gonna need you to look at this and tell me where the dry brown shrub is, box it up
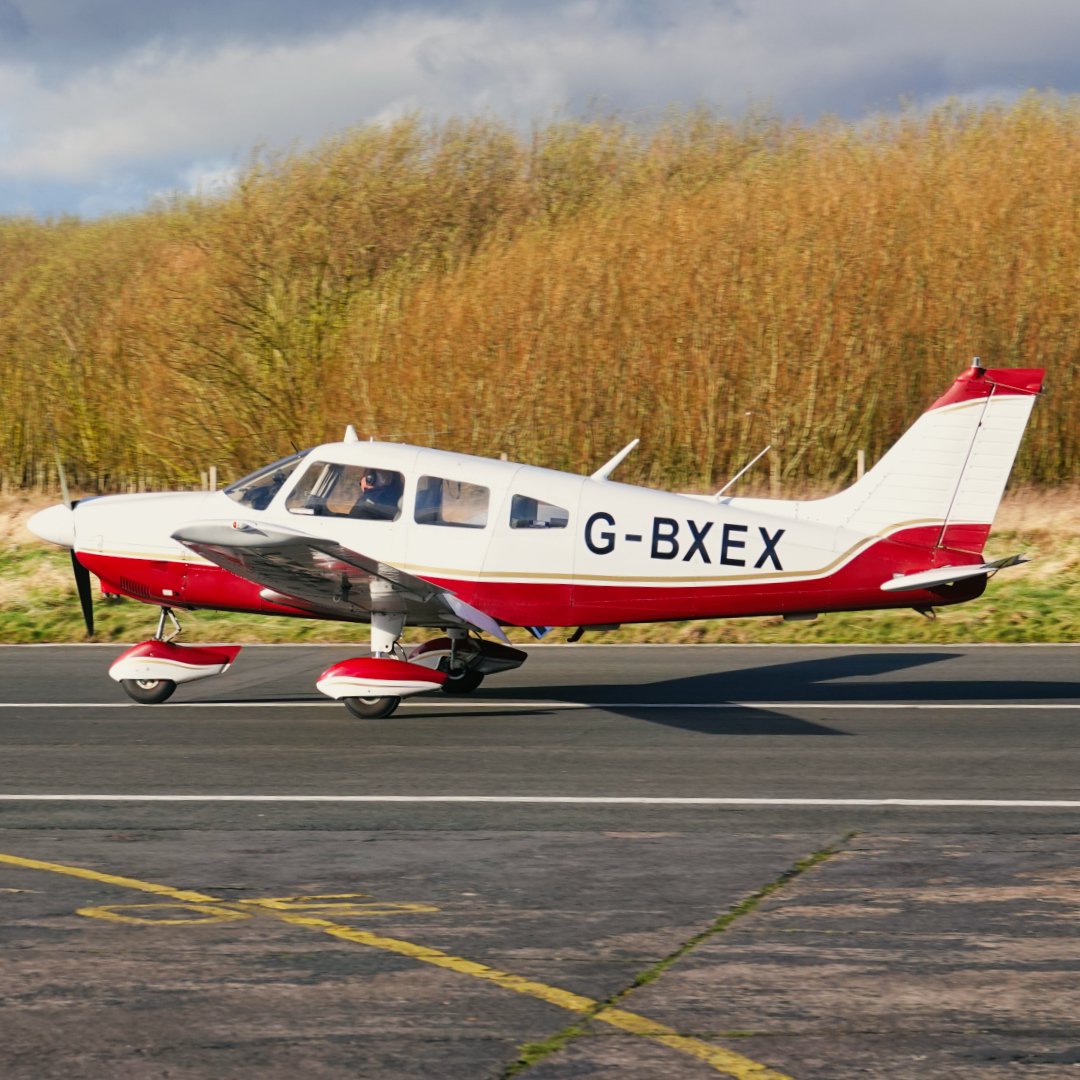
[1,98,1076,494]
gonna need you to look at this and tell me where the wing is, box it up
[171,519,508,640]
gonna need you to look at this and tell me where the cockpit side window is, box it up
[224,450,307,510]
[414,475,489,528]
[286,462,404,521]
[509,494,569,529]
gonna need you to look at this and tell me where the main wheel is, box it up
[440,668,485,695]
[120,678,177,704]
[343,696,400,719]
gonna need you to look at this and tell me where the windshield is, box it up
[224,450,308,509]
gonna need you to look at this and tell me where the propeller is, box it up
[52,439,94,638]
[70,549,94,637]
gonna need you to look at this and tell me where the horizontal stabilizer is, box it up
[880,554,1028,593]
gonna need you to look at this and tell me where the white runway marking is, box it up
[1,794,1080,807]
[2,701,1080,710]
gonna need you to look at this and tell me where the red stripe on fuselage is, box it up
[80,552,318,618]
[77,523,990,628]
[440,526,988,624]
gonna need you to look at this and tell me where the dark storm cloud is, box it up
[0,0,376,68]
[0,0,579,71]
[0,0,1077,217]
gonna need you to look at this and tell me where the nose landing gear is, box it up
[109,608,242,704]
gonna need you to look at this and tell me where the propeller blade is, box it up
[71,552,94,637]
[56,452,71,509]
[48,423,72,509]
[45,427,90,634]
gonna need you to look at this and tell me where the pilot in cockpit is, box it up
[351,469,401,520]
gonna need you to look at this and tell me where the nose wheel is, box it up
[343,696,400,719]
[120,678,178,704]
[108,613,243,705]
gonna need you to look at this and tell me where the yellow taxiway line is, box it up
[0,850,791,1080]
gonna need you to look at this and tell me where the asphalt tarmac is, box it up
[2,642,1080,1079]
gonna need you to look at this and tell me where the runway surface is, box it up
[2,643,1080,1078]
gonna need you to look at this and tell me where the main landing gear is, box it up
[315,616,527,719]
[107,608,526,717]
[108,608,242,704]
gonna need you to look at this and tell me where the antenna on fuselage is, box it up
[590,439,639,481]
[343,425,358,443]
[715,444,772,498]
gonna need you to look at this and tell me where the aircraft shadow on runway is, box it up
[461,650,1080,737]
[186,648,1080,738]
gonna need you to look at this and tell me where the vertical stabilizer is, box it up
[802,363,1044,553]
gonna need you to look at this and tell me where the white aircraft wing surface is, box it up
[172,520,508,639]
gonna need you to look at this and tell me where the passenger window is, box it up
[415,475,489,528]
[510,494,569,529]
[286,462,404,521]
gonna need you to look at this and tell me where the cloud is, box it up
[176,161,240,199]
[0,0,1077,216]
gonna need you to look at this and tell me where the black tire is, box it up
[343,696,399,719]
[440,668,485,695]
[120,678,177,705]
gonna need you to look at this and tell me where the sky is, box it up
[1,0,1078,219]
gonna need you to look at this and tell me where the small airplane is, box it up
[28,359,1044,717]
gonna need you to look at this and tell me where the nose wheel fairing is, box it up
[109,639,243,704]
[109,640,243,685]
